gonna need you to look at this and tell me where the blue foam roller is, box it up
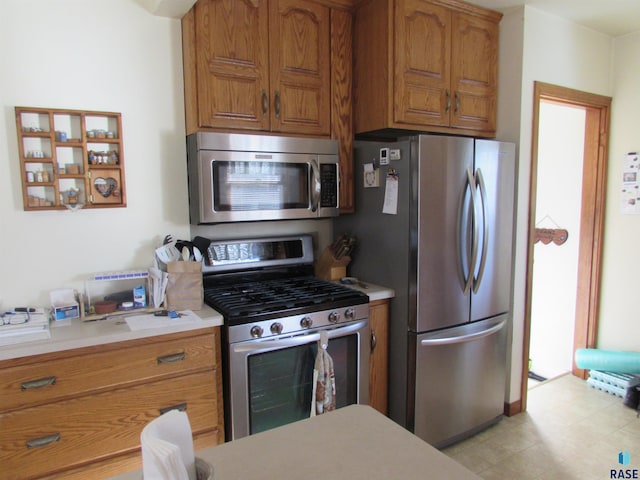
[575,348,640,374]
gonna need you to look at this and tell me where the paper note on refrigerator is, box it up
[382,171,398,215]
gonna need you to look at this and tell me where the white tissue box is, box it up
[52,303,80,320]
[50,288,80,320]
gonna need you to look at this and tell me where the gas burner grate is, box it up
[204,276,367,324]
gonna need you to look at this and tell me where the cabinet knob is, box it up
[262,90,268,116]
[445,90,451,114]
[454,92,460,114]
[274,90,281,119]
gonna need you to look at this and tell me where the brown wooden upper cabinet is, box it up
[354,0,502,137]
[182,0,354,212]
[183,0,331,136]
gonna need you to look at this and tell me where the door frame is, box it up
[521,81,611,411]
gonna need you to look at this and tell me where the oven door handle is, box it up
[233,320,368,353]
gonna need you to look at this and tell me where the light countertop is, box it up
[338,280,395,302]
[0,280,392,362]
[0,305,223,361]
[111,404,479,480]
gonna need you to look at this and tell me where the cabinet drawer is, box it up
[0,370,218,480]
[0,331,217,412]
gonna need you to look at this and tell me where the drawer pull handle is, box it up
[26,433,61,448]
[157,352,185,364]
[159,403,187,415]
[21,376,57,390]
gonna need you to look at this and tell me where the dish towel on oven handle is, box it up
[311,330,336,416]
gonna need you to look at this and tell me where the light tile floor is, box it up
[442,373,640,479]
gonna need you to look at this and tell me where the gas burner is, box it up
[204,276,368,325]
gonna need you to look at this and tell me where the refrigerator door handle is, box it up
[473,168,489,293]
[419,318,506,347]
[461,167,478,295]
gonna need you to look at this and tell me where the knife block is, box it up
[315,247,351,281]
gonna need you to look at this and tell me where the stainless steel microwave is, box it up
[186,133,340,224]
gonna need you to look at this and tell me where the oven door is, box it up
[227,319,370,440]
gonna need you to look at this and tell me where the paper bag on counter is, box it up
[165,261,203,311]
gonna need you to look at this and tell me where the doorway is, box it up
[521,82,611,411]
[528,100,586,387]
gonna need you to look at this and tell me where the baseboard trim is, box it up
[504,399,522,417]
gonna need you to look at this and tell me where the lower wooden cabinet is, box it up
[369,299,390,415]
[0,328,223,480]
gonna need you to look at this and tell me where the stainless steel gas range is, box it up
[199,235,370,441]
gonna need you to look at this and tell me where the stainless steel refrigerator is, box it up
[334,135,516,447]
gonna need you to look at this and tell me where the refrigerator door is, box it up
[471,141,516,322]
[415,136,474,333]
[412,315,508,447]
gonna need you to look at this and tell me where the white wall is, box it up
[499,6,614,403]
[0,0,191,308]
[0,0,332,312]
[598,31,640,350]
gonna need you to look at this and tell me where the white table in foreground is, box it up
[112,404,479,480]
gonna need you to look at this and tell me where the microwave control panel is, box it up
[320,163,338,207]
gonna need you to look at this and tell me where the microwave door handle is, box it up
[311,159,321,212]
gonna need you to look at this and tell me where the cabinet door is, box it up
[195,0,270,131]
[269,0,331,135]
[450,12,498,132]
[394,0,451,127]
[368,300,389,415]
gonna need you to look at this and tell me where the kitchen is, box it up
[1,0,638,478]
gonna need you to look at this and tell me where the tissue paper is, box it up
[49,288,79,320]
[141,410,196,480]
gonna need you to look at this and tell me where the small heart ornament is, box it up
[94,177,118,197]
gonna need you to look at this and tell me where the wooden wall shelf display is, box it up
[15,106,127,211]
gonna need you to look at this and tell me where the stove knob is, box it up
[250,325,264,338]
[344,307,355,320]
[270,322,283,335]
[300,316,313,329]
[328,311,340,323]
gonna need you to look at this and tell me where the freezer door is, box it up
[412,315,508,447]
[415,136,474,332]
[471,141,516,321]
